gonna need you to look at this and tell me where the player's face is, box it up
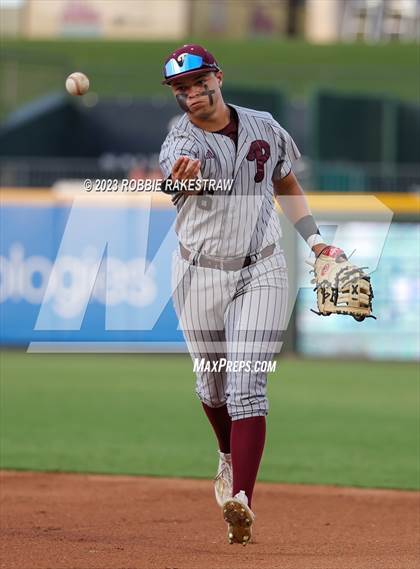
[170,72,223,118]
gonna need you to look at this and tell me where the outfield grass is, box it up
[1,39,418,119]
[1,351,418,490]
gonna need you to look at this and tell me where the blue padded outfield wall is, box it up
[0,198,185,349]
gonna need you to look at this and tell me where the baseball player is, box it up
[159,44,330,546]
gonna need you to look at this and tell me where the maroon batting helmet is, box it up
[163,44,220,85]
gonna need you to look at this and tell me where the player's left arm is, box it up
[273,171,328,257]
[272,139,374,320]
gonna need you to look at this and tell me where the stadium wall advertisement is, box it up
[0,198,185,349]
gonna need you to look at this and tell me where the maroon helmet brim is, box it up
[162,66,220,85]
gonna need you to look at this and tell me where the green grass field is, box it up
[1,39,418,120]
[1,351,418,490]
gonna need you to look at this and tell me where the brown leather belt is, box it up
[179,243,276,271]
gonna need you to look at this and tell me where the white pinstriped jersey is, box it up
[159,104,300,257]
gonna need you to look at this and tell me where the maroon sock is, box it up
[201,403,232,454]
[230,416,266,508]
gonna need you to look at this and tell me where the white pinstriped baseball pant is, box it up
[172,246,289,420]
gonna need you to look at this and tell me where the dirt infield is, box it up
[1,471,419,569]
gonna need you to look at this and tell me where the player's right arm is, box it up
[159,128,203,195]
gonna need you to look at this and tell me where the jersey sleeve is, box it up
[159,128,201,179]
[271,122,301,181]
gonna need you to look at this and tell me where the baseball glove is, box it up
[308,246,375,321]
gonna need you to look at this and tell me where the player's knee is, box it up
[195,391,227,408]
[195,376,227,408]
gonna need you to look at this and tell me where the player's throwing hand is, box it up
[171,156,201,181]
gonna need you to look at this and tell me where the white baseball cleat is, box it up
[222,490,255,546]
[214,450,233,507]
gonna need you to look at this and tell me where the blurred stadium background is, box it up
[0,0,419,489]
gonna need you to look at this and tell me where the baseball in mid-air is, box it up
[65,72,90,96]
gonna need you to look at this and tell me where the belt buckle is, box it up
[244,252,257,267]
[191,250,201,266]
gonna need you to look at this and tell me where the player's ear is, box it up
[215,71,223,88]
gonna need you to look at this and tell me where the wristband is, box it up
[307,234,324,249]
[294,215,321,241]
